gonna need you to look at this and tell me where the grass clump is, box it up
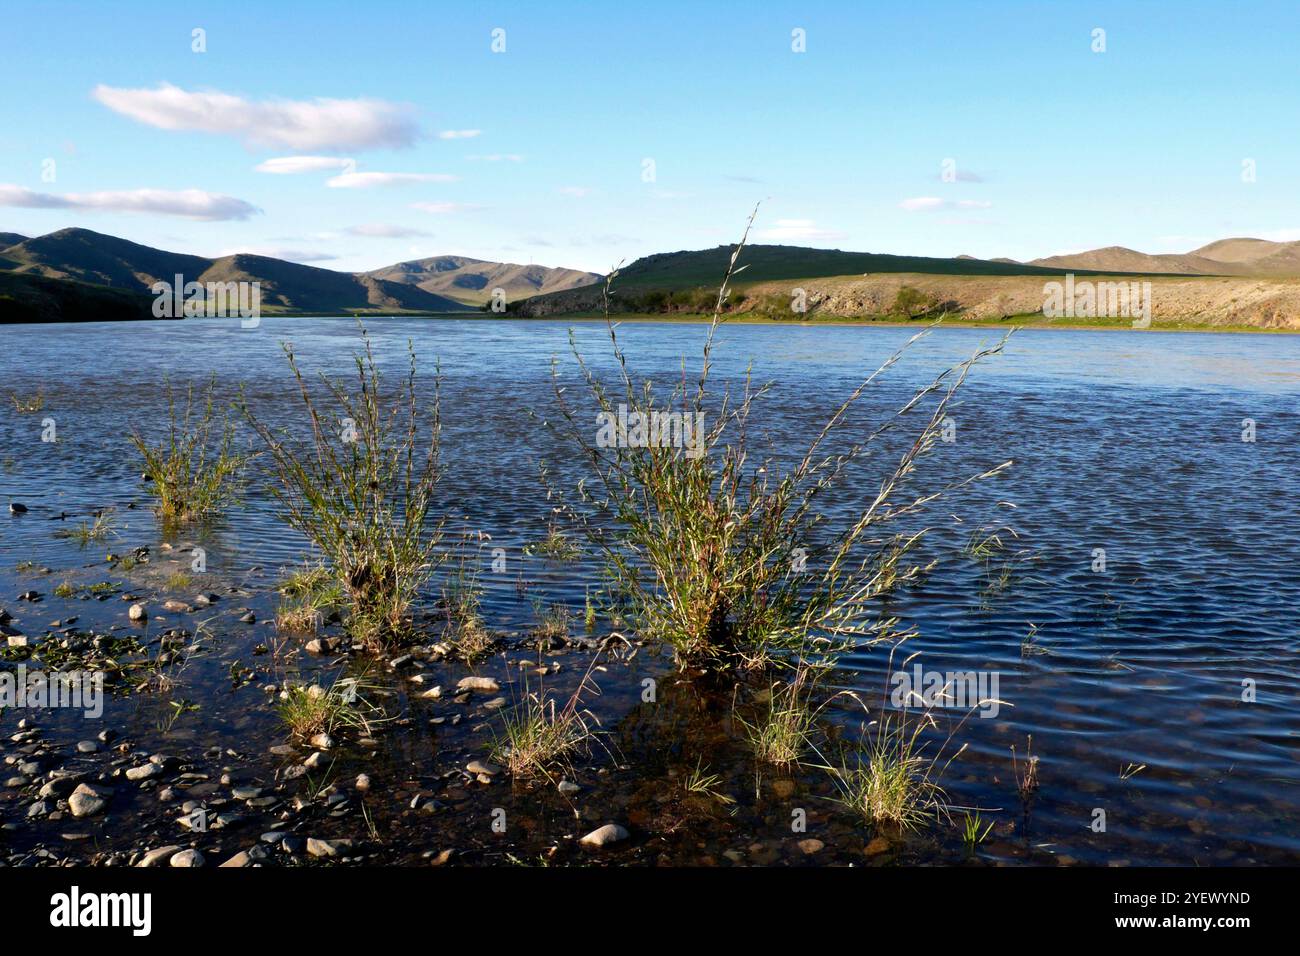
[245,328,445,649]
[277,676,381,740]
[275,564,345,633]
[130,377,250,524]
[549,207,1011,670]
[55,513,116,546]
[491,668,601,780]
[441,567,494,660]
[736,666,821,768]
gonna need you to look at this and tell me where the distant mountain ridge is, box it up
[366,255,601,307]
[0,228,467,314]
[1028,237,1300,276]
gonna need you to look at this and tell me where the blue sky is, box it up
[2,0,1299,273]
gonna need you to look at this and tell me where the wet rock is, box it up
[798,838,825,855]
[306,837,352,858]
[162,600,192,614]
[580,824,629,847]
[355,774,371,791]
[864,836,891,857]
[194,593,218,607]
[27,800,49,818]
[4,631,26,649]
[220,850,253,867]
[238,611,256,624]
[170,848,205,867]
[260,831,287,844]
[483,697,507,711]
[558,780,581,795]
[309,733,333,750]
[76,741,99,754]
[456,676,500,693]
[128,603,147,622]
[230,786,262,800]
[466,760,500,777]
[68,784,107,818]
[10,503,28,514]
[125,763,162,782]
[304,752,325,770]
[138,845,182,867]
[39,772,86,799]
[419,686,443,700]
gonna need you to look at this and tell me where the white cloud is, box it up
[437,129,482,140]
[255,156,353,174]
[467,153,523,162]
[411,201,479,214]
[558,186,591,197]
[900,197,993,212]
[347,223,433,238]
[326,172,457,188]
[0,184,259,220]
[756,219,847,241]
[900,197,944,211]
[92,83,418,151]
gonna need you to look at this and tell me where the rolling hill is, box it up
[365,255,601,306]
[0,271,155,323]
[0,228,467,314]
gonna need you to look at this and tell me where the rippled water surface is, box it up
[1,316,1298,866]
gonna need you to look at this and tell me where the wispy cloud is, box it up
[756,219,847,241]
[558,186,591,198]
[468,153,523,163]
[327,172,457,188]
[92,83,418,151]
[437,129,482,140]
[411,201,480,214]
[255,156,353,174]
[900,197,993,212]
[346,223,433,238]
[0,184,259,220]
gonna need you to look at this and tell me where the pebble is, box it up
[579,824,629,847]
[466,760,500,777]
[306,837,352,858]
[558,780,581,795]
[10,503,28,514]
[309,733,333,750]
[67,783,108,818]
[170,848,205,867]
[75,741,99,754]
[138,845,182,867]
[355,774,371,791]
[162,600,192,613]
[125,763,162,782]
[128,603,147,622]
[456,676,500,693]
[798,838,825,855]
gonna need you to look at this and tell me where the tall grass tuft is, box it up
[548,207,1012,670]
[130,377,249,524]
[245,328,444,649]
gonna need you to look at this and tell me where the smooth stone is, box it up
[138,845,182,867]
[126,763,162,782]
[466,760,500,777]
[128,603,147,622]
[76,741,99,753]
[306,837,352,858]
[798,838,825,855]
[456,676,500,693]
[579,824,629,847]
[170,848,205,867]
[67,784,107,818]
[558,780,581,794]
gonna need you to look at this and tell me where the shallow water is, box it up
[1,316,1297,866]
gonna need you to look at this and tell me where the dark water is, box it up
[1,316,1297,866]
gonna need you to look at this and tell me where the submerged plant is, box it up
[960,811,994,852]
[130,377,250,524]
[441,564,494,660]
[245,328,445,648]
[549,207,1011,670]
[54,513,116,546]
